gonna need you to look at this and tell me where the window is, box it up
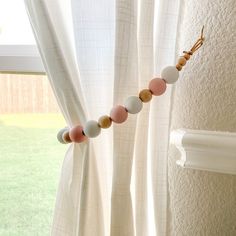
[0,1,65,235]
[0,0,44,73]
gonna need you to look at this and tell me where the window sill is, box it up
[170,129,236,175]
[0,45,45,74]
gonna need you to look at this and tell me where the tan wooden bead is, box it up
[183,53,190,60]
[98,115,112,129]
[139,89,152,103]
[176,64,182,71]
[178,56,187,66]
[63,131,72,143]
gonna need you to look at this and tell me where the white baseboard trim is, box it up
[170,129,236,175]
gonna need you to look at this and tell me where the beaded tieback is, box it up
[57,27,205,144]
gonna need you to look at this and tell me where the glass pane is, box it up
[0,74,67,235]
[0,0,36,45]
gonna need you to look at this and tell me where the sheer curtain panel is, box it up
[24,0,180,235]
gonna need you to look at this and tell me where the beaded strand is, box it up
[58,27,205,144]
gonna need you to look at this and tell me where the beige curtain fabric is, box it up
[25,0,180,235]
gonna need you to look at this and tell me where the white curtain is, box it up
[25,0,180,235]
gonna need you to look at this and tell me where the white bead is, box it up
[161,66,179,84]
[124,96,143,114]
[84,120,101,138]
[57,127,68,144]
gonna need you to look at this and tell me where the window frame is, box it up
[0,45,45,74]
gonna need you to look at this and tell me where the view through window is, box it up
[0,1,67,235]
[0,0,35,45]
[0,74,67,235]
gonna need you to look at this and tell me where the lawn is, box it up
[0,114,67,236]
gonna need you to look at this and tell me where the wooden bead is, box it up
[84,120,101,138]
[178,57,187,66]
[98,115,112,129]
[148,78,167,96]
[183,53,190,60]
[161,66,179,84]
[176,64,182,71]
[69,125,87,143]
[124,96,143,114]
[62,131,72,143]
[139,89,152,103]
[57,127,69,144]
[110,105,128,124]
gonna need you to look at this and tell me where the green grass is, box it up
[0,114,67,236]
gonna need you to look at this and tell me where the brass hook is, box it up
[183,26,205,55]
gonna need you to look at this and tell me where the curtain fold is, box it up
[71,0,115,234]
[150,1,181,234]
[111,0,139,235]
[133,0,155,234]
[25,0,181,235]
[25,1,105,235]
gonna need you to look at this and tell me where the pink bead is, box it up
[110,105,128,124]
[69,125,87,143]
[148,78,167,96]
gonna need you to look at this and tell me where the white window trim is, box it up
[170,129,236,175]
[0,45,45,74]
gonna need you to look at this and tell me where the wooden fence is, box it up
[0,74,60,113]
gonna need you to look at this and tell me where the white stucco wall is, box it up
[168,0,236,235]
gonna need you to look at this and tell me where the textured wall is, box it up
[168,0,236,235]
